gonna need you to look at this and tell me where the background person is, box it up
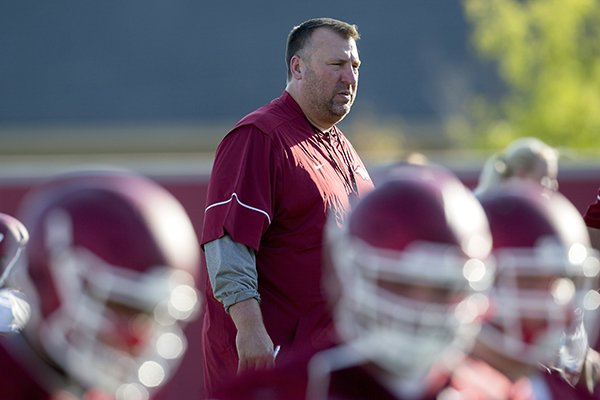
[0,169,201,400]
[474,137,559,196]
[200,17,373,395]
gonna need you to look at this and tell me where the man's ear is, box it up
[289,55,303,80]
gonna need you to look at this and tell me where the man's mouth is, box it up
[337,92,352,102]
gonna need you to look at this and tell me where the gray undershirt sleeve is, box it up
[204,234,260,312]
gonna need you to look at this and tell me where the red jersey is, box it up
[213,345,455,400]
[451,356,596,399]
[215,354,599,400]
[542,369,598,400]
[0,338,54,400]
[584,188,600,228]
[0,336,112,400]
[200,91,373,395]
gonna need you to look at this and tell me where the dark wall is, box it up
[0,1,498,127]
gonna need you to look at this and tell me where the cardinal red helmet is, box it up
[477,181,600,366]
[326,164,494,379]
[11,168,201,399]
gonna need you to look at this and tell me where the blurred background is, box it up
[1,1,599,398]
[2,1,600,174]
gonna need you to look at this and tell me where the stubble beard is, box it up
[331,91,353,118]
[305,74,354,126]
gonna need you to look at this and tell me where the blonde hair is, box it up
[475,137,559,196]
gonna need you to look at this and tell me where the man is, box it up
[201,17,373,395]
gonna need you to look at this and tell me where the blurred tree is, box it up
[458,0,600,151]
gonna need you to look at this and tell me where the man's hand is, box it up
[229,298,276,372]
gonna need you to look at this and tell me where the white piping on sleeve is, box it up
[205,192,272,224]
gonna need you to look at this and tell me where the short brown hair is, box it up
[285,18,360,81]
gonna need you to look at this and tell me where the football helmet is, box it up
[11,169,201,400]
[0,212,30,333]
[477,181,600,367]
[326,164,494,380]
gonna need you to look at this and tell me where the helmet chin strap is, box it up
[477,321,563,368]
[0,214,31,333]
[0,288,31,333]
[0,246,25,288]
[0,214,29,288]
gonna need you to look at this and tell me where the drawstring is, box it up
[313,125,358,197]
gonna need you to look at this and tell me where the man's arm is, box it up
[204,235,276,372]
[229,298,275,371]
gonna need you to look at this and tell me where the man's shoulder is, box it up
[233,92,306,136]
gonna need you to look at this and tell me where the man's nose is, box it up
[341,65,358,85]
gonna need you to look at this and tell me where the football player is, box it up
[0,169,202,400]
[450,181,600,399]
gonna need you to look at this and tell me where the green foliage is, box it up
[461,0,600,150]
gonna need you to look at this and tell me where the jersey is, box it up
[542,368,599,400]
[213,344,454,400]
[451,355,599,399]
[0,334,186,400]
[0,338,51,400]
[0,335,113,400]
[584,188,600,228]
[200,91,374,395]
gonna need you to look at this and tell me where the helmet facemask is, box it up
[332,238,492,380]
[479,239,600,367]
[27,208,200,399]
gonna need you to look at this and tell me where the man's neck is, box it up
[306,117,333,133]
[284,88,334,132]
